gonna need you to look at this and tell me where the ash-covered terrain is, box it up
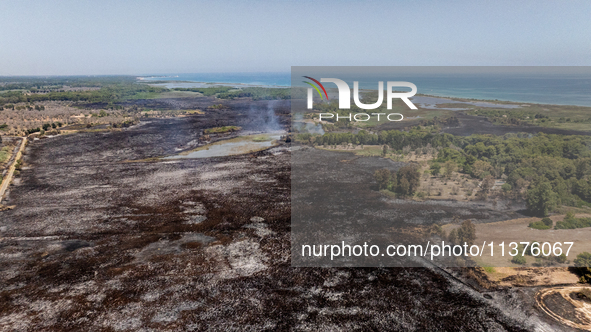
[0,98,577,331]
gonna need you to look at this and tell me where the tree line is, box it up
[0,82,166,107]
[374,165,421,196]
[310,126,591,216]
[173,87,291,100]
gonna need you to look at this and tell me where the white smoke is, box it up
[293,112,324,135]
[247,100,283,132]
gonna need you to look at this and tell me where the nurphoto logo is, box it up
[304,76,418,122]
[304,76,418,110]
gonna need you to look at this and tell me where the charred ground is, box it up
[0,98,575,331]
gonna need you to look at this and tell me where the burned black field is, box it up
[0,99,576,331]
[291,147,524,268]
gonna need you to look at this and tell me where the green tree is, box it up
[471,160,493,179]
[574,252,591,283]
[396,165,421,196]
[541,217,553,227]
[526,180,558,217]
[457,219,476,246]
[501,183,512,193]
[430,162,441,176]
[448,229,458,244]
[511,255,526,265]
[398,177,410,195]
[374,169,391,190]
[553,254,567,264]
[444,160,457,178]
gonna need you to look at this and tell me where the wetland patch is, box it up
[163,134,283,159]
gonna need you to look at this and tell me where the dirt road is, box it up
[0,137,26,202]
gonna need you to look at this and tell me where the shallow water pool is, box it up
[163,134,282,159]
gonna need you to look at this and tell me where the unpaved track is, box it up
[0,137,26,201]
[536,286,591,330]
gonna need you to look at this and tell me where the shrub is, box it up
[482,266,496,273]
[555,215,591,229]
[541,217,553,227]
[511,255,527,265]
[529,221,551,230]
[203,126,241,134]
[574,252,591,277]
[577,289,591,301]
[553,254,567,264]
[430,162,441,176]
[374,165,420,197]
[501,183,512,193]
[457,220,476,247]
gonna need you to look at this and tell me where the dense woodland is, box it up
[0,83,166,107]
[470,108,591,126]
[173,87,291,100]
[0,77,291,108]
[302,126,591,216]
[0,76,136,91]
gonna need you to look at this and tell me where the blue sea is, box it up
[141,73,290,87]
[141,68,591,107]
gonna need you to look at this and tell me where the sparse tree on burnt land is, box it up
[374,169,391,190]
[373,165,420,196]
[457,219,476,247]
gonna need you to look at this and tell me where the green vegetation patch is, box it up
[0,146,11,163]
[217,87,290,100]
[173,86,290,100]
[511,255,527,265]
[203,126,241,134]
[252,135,272,142]
[468,105,591,132]
[298,126,591,216]
[173,87,234,96]
[529,217,553,230]
[554,212,591,229]
[574,252,591,283]
[374,165,421,197]
[0,77,167,107]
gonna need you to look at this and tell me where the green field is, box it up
[0,146,12,163]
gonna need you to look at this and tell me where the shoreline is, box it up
[139,77,591,108]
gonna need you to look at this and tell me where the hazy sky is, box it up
[1,0,590,75]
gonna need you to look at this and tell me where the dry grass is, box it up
[0,101,141,136]
[444,214,591,269]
